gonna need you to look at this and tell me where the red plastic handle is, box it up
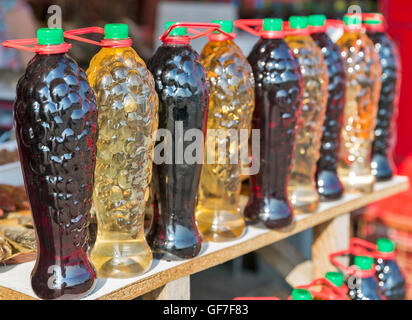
[234,19,285,39]
[64,27,132,48]
[159,22,234,44]
[2,38,71,54]
[297,278,348,300]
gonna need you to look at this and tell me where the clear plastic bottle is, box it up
[285,16,328,213]
[87,24,158,278]
[337,15,381,193]
[196,20,255,241]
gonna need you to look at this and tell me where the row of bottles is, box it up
[1,11,400,299]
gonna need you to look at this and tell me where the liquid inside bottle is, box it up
[87,24,158,278]
[11,28,97,299]
[337,15,381,193]
[196,20,255,241]
[308,15,345,200]
[365,17,401,181]
[244,18,303,228]
[146,23,207,260]
[285,16,328,213]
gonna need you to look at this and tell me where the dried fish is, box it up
[0,234,12,262]
[0,226,36,250]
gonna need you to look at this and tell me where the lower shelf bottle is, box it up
[348,255,383,300]
[146,22,211,260]
[3,28,97,299]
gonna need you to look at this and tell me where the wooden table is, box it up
[0,176,408,300]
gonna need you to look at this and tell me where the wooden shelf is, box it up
[0,175,408,300]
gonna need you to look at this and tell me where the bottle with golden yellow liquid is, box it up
[285,16,328,213]
[337,15,381,193]
[86,24,158,278]
[196,20,255,241]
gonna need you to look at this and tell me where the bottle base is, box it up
[288,186,319,214]
[196,206,245,242]
[316,169,344,201]
[244,197,294,229]
[339,174,375,193]
[90,239,153,279]
[371,154,394,181]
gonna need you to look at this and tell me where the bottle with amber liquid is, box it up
[196,20,255,241]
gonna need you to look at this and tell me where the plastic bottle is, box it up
[291,288,312,300]
[285,16,328,213]
[196,20,255,241]
[235,18,303,228]
[146,22,213,260]
[375,238,406,300]
[308,15,345,200]
[364,14,401,181]
[348,255,383,300]
[2,28,97,299]
[337,14,381,193]
[74,24,158,278]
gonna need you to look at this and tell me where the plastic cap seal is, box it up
[289,16,308,29]
[263,18,283,31]
[212,20,233,33]
[291,288,312,300]
[354,255,374,271]
[343,14,362,26]
[325,272,344,287]
[165,22,187,36]
[37,28,64,45]
[104,23,129,40]
[377,238,395,253]
[308,14,326,27]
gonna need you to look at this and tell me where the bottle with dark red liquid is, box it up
[308,15,345,200]
[2,28,98,299]
[235,18,303,228]
[364,14,401,181]
[146,22,211,260]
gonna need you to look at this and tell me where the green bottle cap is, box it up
[263,18,283,31]
[364,19,382,25]
[354,255,374,270]
[377,238,395,253]
[104,23,129,39]
[291,288,312,300]
[289,16,308,29]
[37,28,64,45]
[212,20,233,33]
[308,14,326,27]
[165,21,187,36]
[343,14,362,26]
[325,272,344,287]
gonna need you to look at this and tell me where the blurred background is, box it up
[1,0,412,299]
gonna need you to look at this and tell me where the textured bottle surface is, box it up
[87,47,158,278]
[285,34,328,213]
[367,30,401,181]
[245,37,303,228]
[311,32,345,200]
[376,258,406,300]
[337,31,381,193]
[15,53,98,299]
[147,43,208,260]
[348,276,382,300]
[196,39,254,241]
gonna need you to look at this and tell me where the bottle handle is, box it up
[64,27,132,47]
[296,277,348,300]
[159,22,235,43]
[2,38,71,54]
[234,19,285,38]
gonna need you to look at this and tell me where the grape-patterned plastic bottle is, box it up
[308,15,345,200]
[364,15,401,181]
[86,24,158,278]
[285,16,328,213]
[4,28,98,299]
[196,20,254,241]
[337,15,381,193]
